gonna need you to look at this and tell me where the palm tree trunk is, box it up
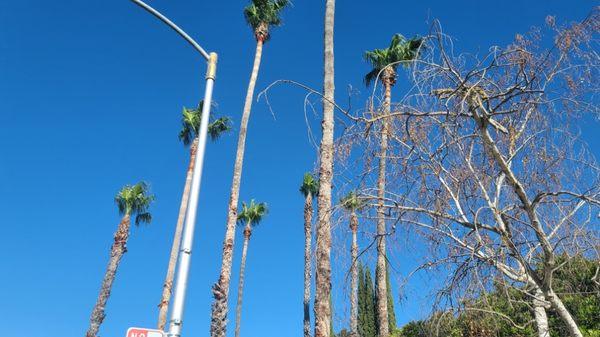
[545,289,583,337]
[234,226,252,337]
[304,193,313,337]
[210,38,264,337]
[86,214,131,337]
[375,82,391,337]
[314,0,335,336]
[533,288,550,337]
[350,211,359,337]
[157,139,198,330]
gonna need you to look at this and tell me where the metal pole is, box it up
[128,2,217,336]
[168,52,218,337]
[130,0,210,60]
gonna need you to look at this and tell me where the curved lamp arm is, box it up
[130,0,210,60]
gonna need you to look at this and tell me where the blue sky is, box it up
[0,1,597,337]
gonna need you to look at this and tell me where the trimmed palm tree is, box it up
[341,191,364,337]
[300,173,319,337]
[210,2,288,337]
[86,182,154,337]
[364,34,422,337]
[234,200,268,337]
[157,102,231,330]
[314,0,335,336]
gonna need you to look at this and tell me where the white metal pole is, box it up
[168,52,218,337]
[128,2,216,336]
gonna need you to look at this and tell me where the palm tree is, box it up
[157,102,231,330]
[314,0,335,336]
[86,182,154,337]
[364,34,422,337]
[300,173,319,337]
[210,2,288,337]
[234,200,268,337]
[341,191,363,337]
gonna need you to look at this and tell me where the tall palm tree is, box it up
[210,2,288,337]
[157,102,231,330]
[314,0,335,336]
[300,173,319,337]
[364,34,422,337]
[234,200,268,337]
[341,191,363,337]
[86,182,154,337]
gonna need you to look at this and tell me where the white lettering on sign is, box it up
[126,327,165,337]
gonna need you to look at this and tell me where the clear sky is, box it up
[0,1,597,337]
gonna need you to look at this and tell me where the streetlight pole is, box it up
[129,1,217,337]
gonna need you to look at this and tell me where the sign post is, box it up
[126,327,165,337]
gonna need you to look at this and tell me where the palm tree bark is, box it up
[210,38,264,337]
[234,227,252,337]
[314,0,335,336]
[375,82,391,337]
[349,211,359,337]
[86,214,131,337]
[304,193,313,337]
[157,139,198,330]
[533,288,550,337]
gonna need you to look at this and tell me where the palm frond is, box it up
[179,100,229,145]
[208,116,233,141]
[135,212,152,226]
[299,172,319,197]
[237,199,268,227]
[243,0,289,36]
[114,182,154,221]
[363,33,423,86]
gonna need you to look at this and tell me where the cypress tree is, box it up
[385,264,397,333]
[358,264,377,337]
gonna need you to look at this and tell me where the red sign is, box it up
[126,327,165,337]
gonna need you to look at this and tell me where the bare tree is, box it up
[355,10,599,337]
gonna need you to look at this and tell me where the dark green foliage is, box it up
[300,173,319,198]
[548,255,600,337]
[358,264,377,337]
[363,34,423,87]
[397,320,427,337]
[374,262,398,334]
[179,101,232,146]
[115,182,154,225]
[396,256,600,337]
[243,0,288,39]
[386,264,397,333]
[237,199,268,227]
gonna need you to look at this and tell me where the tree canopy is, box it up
[115,182,154,225]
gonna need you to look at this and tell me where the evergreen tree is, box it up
[358,264,377,337]
[385,264,397,333]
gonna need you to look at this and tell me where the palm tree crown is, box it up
[115,182,154,225]
[364,34,423,87]
[340,191,364,212]
[244,0,289,42]
[300,173,319,198]
[237,199,269,227]
[179,101,232,146]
